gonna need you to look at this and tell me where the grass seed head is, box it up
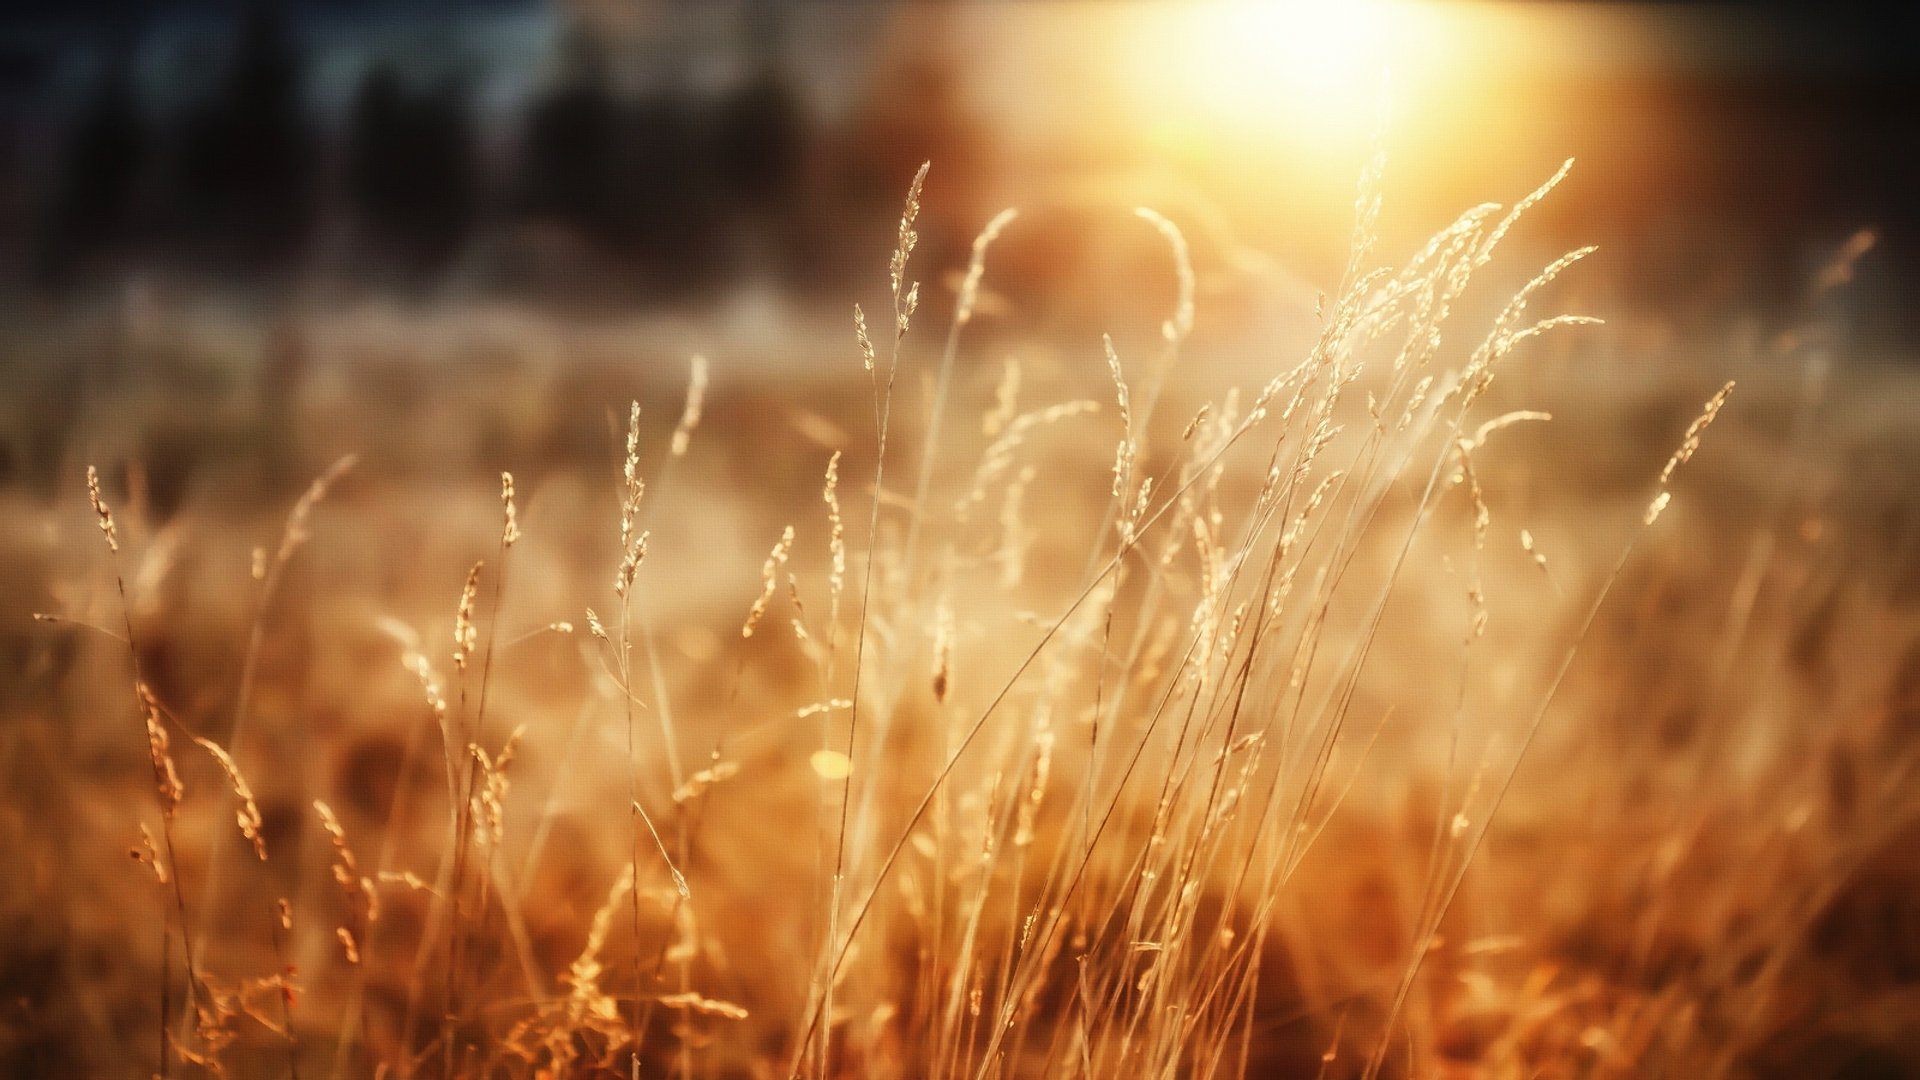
[501,471,520,547]
[453,561,483,671]
[193,735,267,860]
[671,354,709,458]
[86,465,117,552]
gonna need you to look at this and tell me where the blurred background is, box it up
[7,4,1920,1075]
[1,0,1916,346]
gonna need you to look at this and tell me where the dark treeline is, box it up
[28,3,865,302]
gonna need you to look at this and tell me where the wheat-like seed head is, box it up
[854,304,876,372]
[956,208,1018,327]
[671,354,709,458]
[1660,381,1738,487]
[375,870,432,895]
[469,724,527,848]
[742,525,795,639]
[889,161,931,303]
[277,454,356,564]
[453,561,482,671]
[1644,490,1674,526]
[656,993,749,1021]
[564,865,633,1023]
[138,686,184,815]
[134,823,167,883]
[1105,336,1135,501]
[671,760,742,805]
[616,401,650,596]
[403,649,448,720]
[1135,207,1196,344]
[1013,728,1053,848]
[314,799,377,927]
[984,356,1021,438]
[193,735,267,860]
[898,281,920,337]
[823,452,845,614]
[86,465,117,552]
[500,471,519,548]
[1521,528,1550,574]
[957,400,1101,520]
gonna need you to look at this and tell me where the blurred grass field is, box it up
[3,153,1920,1080]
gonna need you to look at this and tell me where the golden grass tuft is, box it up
[27,153,1881,1080]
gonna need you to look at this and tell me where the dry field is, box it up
[3,162,1919,1079]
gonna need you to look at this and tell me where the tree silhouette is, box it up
[171,0,314,269]
[517,29,621,240]
[38,40,143,285]
[344,62,480,278]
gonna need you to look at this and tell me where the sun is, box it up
[1138,0,1417,145]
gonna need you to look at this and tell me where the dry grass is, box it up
[4,156,1919,1080]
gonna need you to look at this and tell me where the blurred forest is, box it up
[3,2,1917,347]
[9,0,979,302]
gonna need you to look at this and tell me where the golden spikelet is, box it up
[671,354,709,458]
[1105,335,1133,500]
[453,560,482,672]
[1182,403,1211,441]
[1121,475,1154,548]
[984,356,1021,438]
[1644,490,1674,527]
[899,281,920,336]
[655,992,749,1021]
[314,799,377,927]
[86,465,117,552]
[1134,207,1195,344]
[192,735,267,861]
[616,400,650,596]
[276,454,356,565]
[1521,528,1550,574]
[133,823,168,884]
[997,464,1036,588]
[139,686,184,815]
[742,525,795,639]
[376,870,433,895]
[403,649,447,721]
[1648,382,1736,524]
[500,471,520,548]
[854,304,876,372]
[822,452,845,624]
[1451,441,1490,553]
[956,208,1018,327]
[671,760,741,805]
[1014,728,1053,848]
[957,399,1101,520]
[469,724,527,848]
[564,865,632,1023]
[1478,158,1575,266]
[1660,381,1738,487]
[889,161,931,305]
